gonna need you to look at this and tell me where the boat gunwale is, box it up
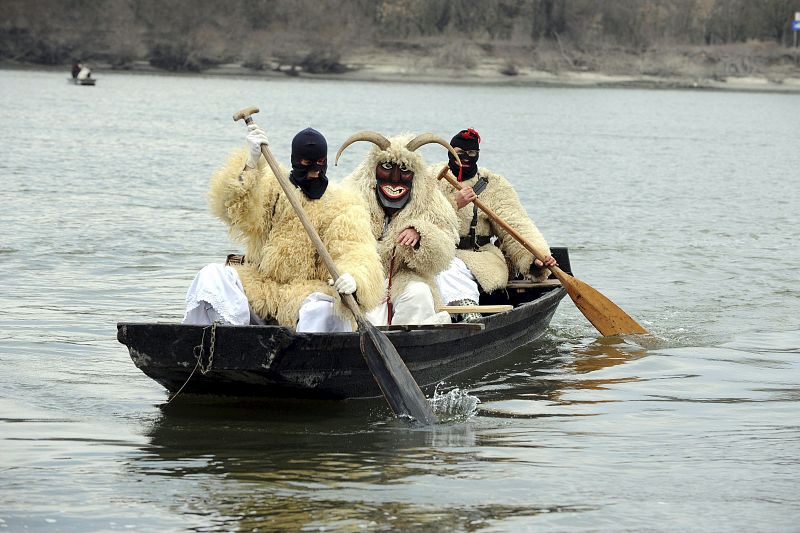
[117,285,565,340]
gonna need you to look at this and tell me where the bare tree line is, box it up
[2,0,799,73]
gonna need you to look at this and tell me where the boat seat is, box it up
[378,323,485,332]
[506,279,561,290]
[226,254,246,265]
[479,246,570,307]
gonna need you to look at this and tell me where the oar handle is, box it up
[437,167,567,280]
[234,108,361,317]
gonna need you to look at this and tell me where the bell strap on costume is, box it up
[457,235,494,250]
[386,246,397,325]
[459,175,491,251]
[465,204,479,246]
[463,175,489,250]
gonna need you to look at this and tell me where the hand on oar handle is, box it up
[329,273,357,295]
[534,255,558,268]
[455,186,476,209]
[245,123,269,169]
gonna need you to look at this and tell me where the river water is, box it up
[1,69,798,532]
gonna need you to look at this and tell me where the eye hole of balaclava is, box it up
[299,157,327,173]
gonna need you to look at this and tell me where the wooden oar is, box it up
[233,107,436,425]
[437,168,647,336]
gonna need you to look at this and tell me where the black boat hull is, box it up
[118,287,566,399]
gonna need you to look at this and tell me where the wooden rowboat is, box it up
[118,249,571,400]
[68,77,96,86]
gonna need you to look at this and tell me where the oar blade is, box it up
[559,273,648,337]
[357,317,437,425]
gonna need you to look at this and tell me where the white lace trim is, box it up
[183,264,250,325]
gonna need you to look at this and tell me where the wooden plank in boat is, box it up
[506,279,562,289]
[377,323,485,332]
[437,305,513,314]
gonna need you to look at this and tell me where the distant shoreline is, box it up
[4,60,800,94]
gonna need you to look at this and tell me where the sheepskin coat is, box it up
[342,135,459,305]
[208,149,384,328]
[432,163,551,293]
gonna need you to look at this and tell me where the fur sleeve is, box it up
[208,148,277,241]
[321,187,385,312]
[432,164,459,210]
[395,188,458,276]
[487,173,550,276]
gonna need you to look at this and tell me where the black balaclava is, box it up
[289,127,328,199]
[448,128,481,181]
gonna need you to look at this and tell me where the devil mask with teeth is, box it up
[374,158,414,210]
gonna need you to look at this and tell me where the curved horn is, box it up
[335,131,391,165]
[405,133,461,166]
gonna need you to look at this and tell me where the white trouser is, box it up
[435,257,481,305]
[295,292,352,332]
[365,280,451,326]
[182,263,351,332]
[183,263,251,325]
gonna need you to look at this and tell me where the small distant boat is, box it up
[68,77,96,86]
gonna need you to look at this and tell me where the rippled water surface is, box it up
[1,69,799,531]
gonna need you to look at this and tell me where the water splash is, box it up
[429,384,480,422]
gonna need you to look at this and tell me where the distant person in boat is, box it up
[71,61,81,79]
[433,128,557,317]
[338,132,460,326]
[77,63,92,80]
[182,125,384,332]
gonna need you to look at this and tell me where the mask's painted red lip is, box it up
[380,183,409,199]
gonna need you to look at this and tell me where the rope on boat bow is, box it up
[195,321,218,374]
[165,322,219,404]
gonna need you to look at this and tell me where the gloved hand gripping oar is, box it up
[437,168,647,337]
[233,106,436,425]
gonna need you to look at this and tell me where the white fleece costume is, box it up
[433,164,551,297]
[340,134,460,326]
[186,148,384,330]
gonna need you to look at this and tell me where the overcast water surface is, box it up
[1,69,799,532]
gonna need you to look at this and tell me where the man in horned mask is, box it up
[339,132,460,326]
[434,128,557,319]
[183,123,384,331]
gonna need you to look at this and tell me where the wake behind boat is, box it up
[118,249,571,400]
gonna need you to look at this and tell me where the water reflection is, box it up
[567,336,647,375]
[141,397,481,466]
[476,335,649,418]
[134,399,530,530]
